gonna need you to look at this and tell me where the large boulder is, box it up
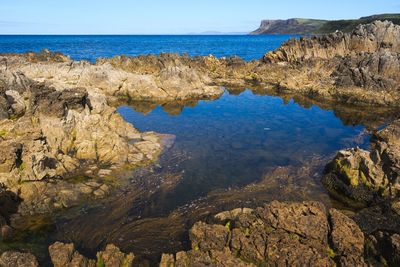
[323,118,400,207]
[161,201,366,266]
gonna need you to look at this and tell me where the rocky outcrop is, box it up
[3,51,223,102]
[0,251,39,267]
[334,51,400,91]
[261,21,400,106]
[1,201,398,266]
[323,118,400,207]
[160,201,366,266]
[49,242,135,267]
[0,55,166,216]
[264,20,400,63]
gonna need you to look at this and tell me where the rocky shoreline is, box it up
[0,20,399,266]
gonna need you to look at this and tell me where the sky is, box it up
[0,0,399,34]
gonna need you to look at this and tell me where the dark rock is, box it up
[30,83,90,117]
[334,52,400,92]
[366,231,400,267]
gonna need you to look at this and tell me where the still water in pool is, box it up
[117,89,369,212]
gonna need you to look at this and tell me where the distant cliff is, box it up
[251,14,400,34]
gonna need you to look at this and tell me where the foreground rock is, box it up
[161,201,366,266]
[323,118,400,207]
[0,53,166,219]
[49,242,135,267]
[1,201,398,266]
[0,251,39,267]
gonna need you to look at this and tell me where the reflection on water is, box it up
[14,89,400,265]
[118,90,372,210]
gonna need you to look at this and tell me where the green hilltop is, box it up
[251,14,400,35]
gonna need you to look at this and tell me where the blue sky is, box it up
[1,0,399,34]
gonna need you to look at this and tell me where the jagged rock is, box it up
[49,242,94,267]
[0,65,166,213]
[323,118,400,206]
[329,209,366,266]
[162,201,368,266]
[334,51,400,92]
[0,251,38,267]
[30,83,90,117]
[96,244,135,267]
[264,20,400,63]
[366,231,400,266]
[261,21,400,104]
[49,242,133,267]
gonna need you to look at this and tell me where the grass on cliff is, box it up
[317,14,400,33]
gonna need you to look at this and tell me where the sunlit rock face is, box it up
[0,54,165,216]
[323,118,400,207]
[161,201,368,267]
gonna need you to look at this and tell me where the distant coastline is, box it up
[251,13,400,34]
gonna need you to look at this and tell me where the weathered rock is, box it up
[96,244,135,267]
[334,51,400,91]
[366,231,400,266]
[264,20,400,63]
[323,118,400,206]
[190,221,230,251]
[261,21,400,105]
[162,201,368,266]
[329,208,366,266]
[0,65,165,214]
[49,242,133,267]
[0,251,38,267]
[49,242,94,267]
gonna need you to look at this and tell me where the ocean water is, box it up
[0,34,296,62]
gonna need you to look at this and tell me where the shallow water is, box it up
[8,89,391,265]
[117,90,370,213]
[0,35,296,62]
